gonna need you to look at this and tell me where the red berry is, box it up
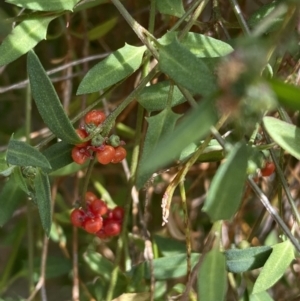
[96,145,116,165]
[84,110,106,126]
[95,229,110,239]
[112,206,124,221]
[111,146,127,163]
[84,216,103,233]
[90,199,108,216]
[106,208,113,219]
[75,128,89,148]
[85,191,98,205]
[261,162,275,177]
[72,147,89,165]
[104,220,121,236]
[70,209,86,227]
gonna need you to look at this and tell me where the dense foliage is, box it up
[0,0,300,300]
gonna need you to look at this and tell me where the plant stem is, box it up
[81,156,98,207]
[25,83,35,295]
[170,0,203,33]
[178,0,210,40]
[179,181,192,280]
[248,177,300,252]
[228,0,251,35]
[110,0,159,59]
[262,125,300,225]
[103,66,159,136]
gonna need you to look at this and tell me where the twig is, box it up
[262,125,300,225]
[0,53,110,94]
[26,235,49,301]
[228,0,251,35]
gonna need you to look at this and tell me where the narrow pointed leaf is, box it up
[225,246,272,273]
[203,143,248,221]
[34,169,52,236]
[87,17,118,40]
[252,241,295,294]
[7,139,52,173]
[159,39,216,96]
[136,81,185,111]
[136,108,182,188]
[112,293,150,301]
[0,16,56,66]
[5,0,80,11]
[263,117,300,160]
[27,51,81,144]
[42,141,74,172]
[83,250,127,285]
[250,291,274,301]
[74,0,108,12]
[138,98,217,188]
[156,0,185,17]
[77,44,146,94]
[0,177,24,226]
[145,253,200,280]
[268,78,300,111]
[198,250,227,301]
[0,157,15,177]
[248,0,286,32]
[12,166,30,195]
[160,32,233,58]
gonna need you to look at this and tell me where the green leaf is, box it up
[42,141,74,172]
[252,241,295,294]
[268,78,300,111]
[198,250,227,301]
[28,256,72,279]
[6,139,52,173]
[144,253,200,280]
[5,0,80,11]
[155,0,185,17]
[12,166,30,195]
[225,246,272,273]
[136,81,185,112]
[179,140,223,163]
[88,17,118,40]
[49,162,89,176]
[34,169,52,236]
[77,44,146,94]
[250,291,274,301]
[0,178,24,226]
[154,235,187,257]
[159,39,216,96]
[136,108,182,188]
[160,32,233,58]
[138,98,217,189]
[203,143,248,221]
[263,117,300,160]
[0,157,15,177]
[27,51,81,144]
[83,250,128,289]
[248,0,286,33]
[0,16,56,67]
[73,0,108,12]
[112,293,150,301]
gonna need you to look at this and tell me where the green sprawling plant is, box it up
[0,0,300,300]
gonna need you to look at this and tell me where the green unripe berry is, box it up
[91,134,105,147]
[108,134,120,147]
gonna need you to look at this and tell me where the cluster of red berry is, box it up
[70,191,124,239]
[71,109,127,165]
